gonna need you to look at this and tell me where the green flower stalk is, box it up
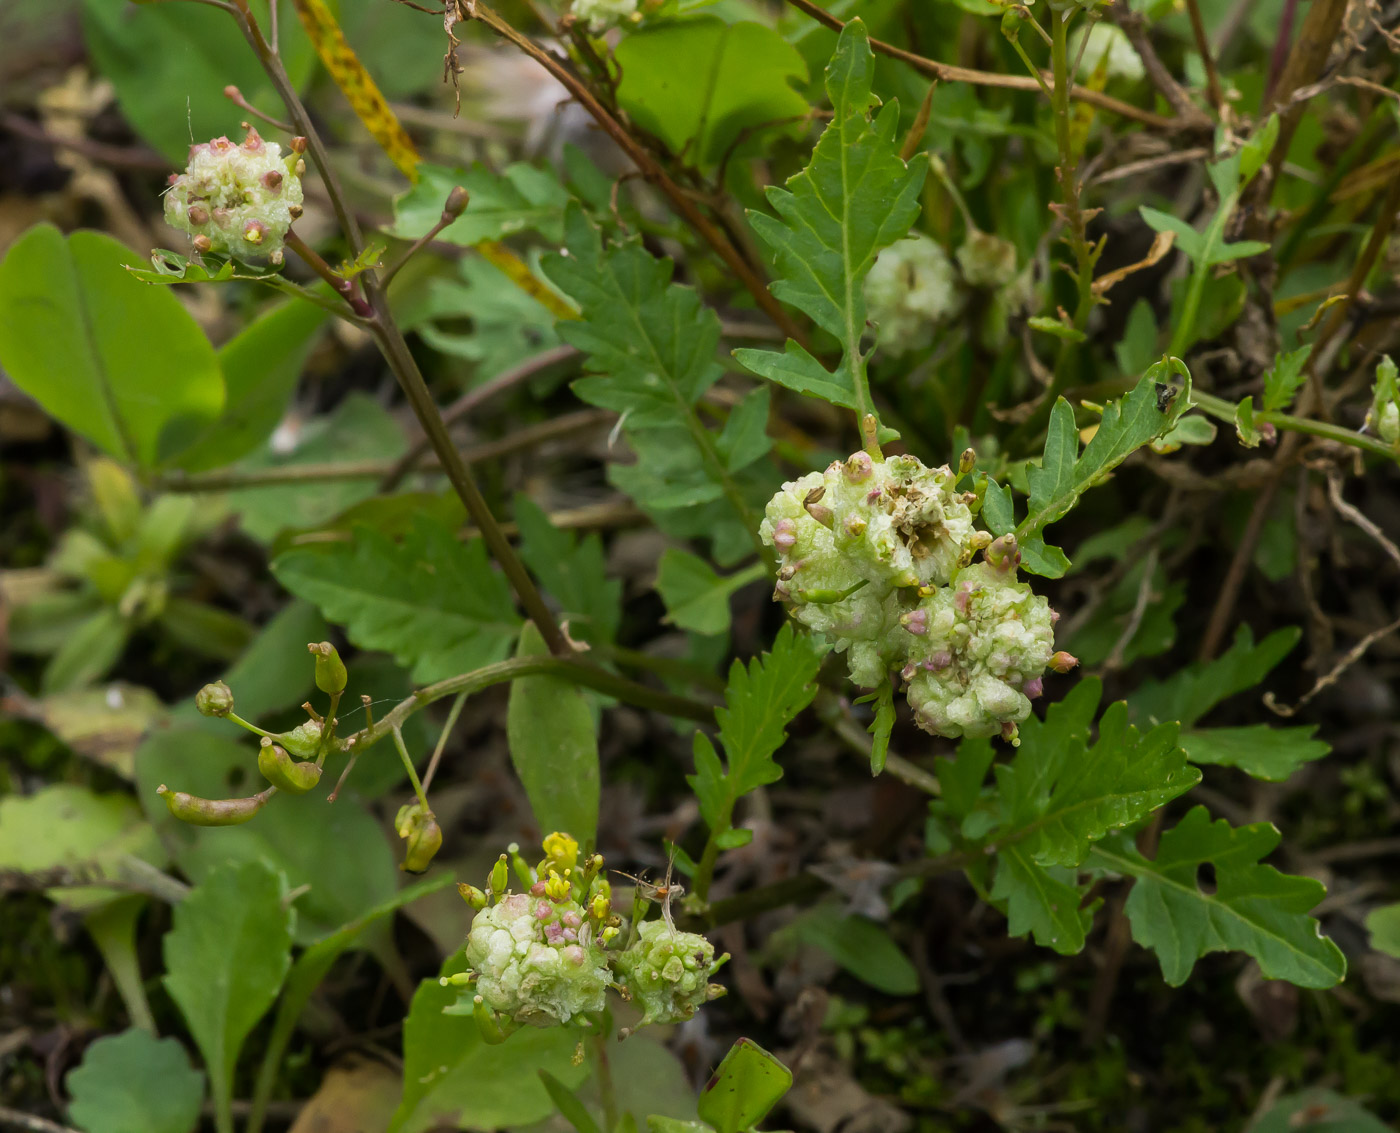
[163,125,305,264]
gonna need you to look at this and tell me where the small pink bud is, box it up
[211,136,234,152]
[1259,421,1278,444]
[211,207,234,228]
[262,169,283,192]
[866,488,882,504]
[954,583,975,616]
[242,219,268,245]
[535,901,552,920]
[772,518,797,549]
[901,661,918,680]
[844,451,874,484]
[1049,651,1079,673]
[1023,677,1043,699]
[1050,609,1060,625]
[929,651,952,671]
[985,534,1020,570]
[241,124,264,151]
[545,922,565,944]
[562,945,586,966]
[530,880,547,896]
[187,205,209,226]
[166,173,180,186]
[901,608,929,635]
[562,911,581,929]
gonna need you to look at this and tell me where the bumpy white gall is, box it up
[864,233,964,354]
[571,0,638,32]
[164,126,305,264]
[613,920,725,1026]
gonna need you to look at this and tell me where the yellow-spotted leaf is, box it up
[292,0,419,180]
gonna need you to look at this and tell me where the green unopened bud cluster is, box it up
[443,834,726,1038]
[1366,355,1399,447]
[164,125,305,264]
[571,0,638,32]
[761,451,1075,744]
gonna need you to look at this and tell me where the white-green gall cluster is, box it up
[464,891,613,1026]
[762,452,1073,743]
[613,920,725,1026]
[864,233,964,355]
[163,126,305,264]
[571,0,638,32]
[1366,356,1399,446]
[1070,23,1145,82]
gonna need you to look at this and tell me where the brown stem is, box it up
[783,0,1182,130]
[461,1,808,345]
[1184,0,1226,113]
[284,230,371,317]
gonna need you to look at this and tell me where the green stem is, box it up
[226,711,275,740]
[1191,389,1400,461]
[592,1031,619,1131]
[392,725,431,811]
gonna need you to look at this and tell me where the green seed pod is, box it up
[157,783,271,826]
[257,738,322,794]
[458,883,488,910]
[307,641,347,694]
[473,995,510,1045]
[1000,6,1026,37]
[195,680,234,718]
[401,814,443,874]
[277,718,323,758]
[489,854,510,897]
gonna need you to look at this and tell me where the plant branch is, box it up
[1190,391,1400,461]
[1183,0,1225,112]
[782,0,1181,130]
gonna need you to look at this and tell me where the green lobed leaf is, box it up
[506,622,601,845]
[1129,624,1301,728]
[1262,345,1314,413]
[688,624,825,835]
[515,494,622,645]
[656,548,766,636]
[272,516,521,685]
[66,1029,205,1133]
[1366,903,1400,960]
[989,845,1095,956]
[388,950,587,1133]
[696,1039,793,1133]
[1179,725,1329,782]
[614,17,809,169]
[162,861,294,1124]
[1087,806,1346,987]
[391,162,572,245]
[736,19,926,413]
[0,225,224,472]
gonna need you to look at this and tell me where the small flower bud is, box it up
[444,185,470,219]
[459,883,488,909]
[544,870,571,902]
[187,205,210,226]
[542,831,580,873]
[843,451,874,484]
[489,855,509,897]
[308,641,347,694]
[959,448,977,475]
[1023,676,1044,699]
[395,802,443,873]
[1049,651,1079,673]
[985,534,1020,571]
[901,607,929,635]
[771,518,797,549]
[196,680,234,717]
[192,235,213,253]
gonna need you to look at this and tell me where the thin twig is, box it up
[419,691,467,794]
[1184,0,1226,112]
[0,1108,80,1133]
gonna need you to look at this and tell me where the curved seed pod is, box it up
[308,641,347,694]
[277,718,323,758]
[257,738,322,794]
[157,784,272,826]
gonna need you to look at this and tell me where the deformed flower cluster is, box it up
[443,834,725,1038]
[163,125,305,264]
[760,451,1076,744]
[571,0,638,33]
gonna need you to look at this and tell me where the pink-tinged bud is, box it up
[844,451,874,484]
[535,901,552,920]
[287,203,304,220]
[192,234,213,253]
[901,608,929,635]
[1049,651,1079,673]
[211,136,234,153]
[211,207,234,228]
[545,922,565,944]
[223,84,240,99]
[262,169,283,193]
[562,911,581,929]
[843,514,866,538]
[562,945,586,966]
[242,219,268,245]
[290,136,308,154]
[1023,676,1043,699]
[929,650,952,671]
[772,518,797,548]
[985,534,1020,570]
[954,584,974,616]
[530,879,547,896]
[187,205,209,226]
[166,173,180,186]
[866,488,882,504]
[1259,421,1278,444]
[241,125,264,151]
[1050,609,1060,625]
[901,661,918,681]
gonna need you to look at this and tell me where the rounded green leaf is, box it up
[0,224,224,471]
[66,1029,204,1133]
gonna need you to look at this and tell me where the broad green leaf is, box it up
[273,516,521,684]
[696,1039,792,1133]
[225,393,407,542]
[42,608,130,694]
[32,682,166,781]
[391,162,570,245]
[506,622,601,845]
[162,861,294,1124]
[993,680,1199,869]
[0,225,224,471]
[0,784,166,911]
[80,0,313,163]
[735,20,925,414]
[688,624,825,835]
[1179,725,1328,782]
[614,17,808,169]
[986,372,1184,577]
[136,728,398,942]
[1366,903,1400,959]
[515,494,622,645]
[788,906,919,995]
[989,844,1094,956]
[1087,806,1346,987]
[1247,1089,1390,1133]
[388,950,587,1133]
[539,1071,603,1133]
[66,1030,204,1133]
[1262,345,1313,412]
[176,300,329,473]
[656,548,765,636]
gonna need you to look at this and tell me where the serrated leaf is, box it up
[1262,345,1313,412]
[1129,624,1300,728]
[272,517,521,684]
[515,494,621,645]
[656,549,765,636]
[162,861,293,1125]
[993,681,1200,869]
[687,624,824,834]
[1179,724,1328,782]
[392,162,570,245]
[738,20,926,413]
[990,844,1095,955]
[1088,806,1345,987]
[66,1030,204,1133]
[507,622,601,845]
